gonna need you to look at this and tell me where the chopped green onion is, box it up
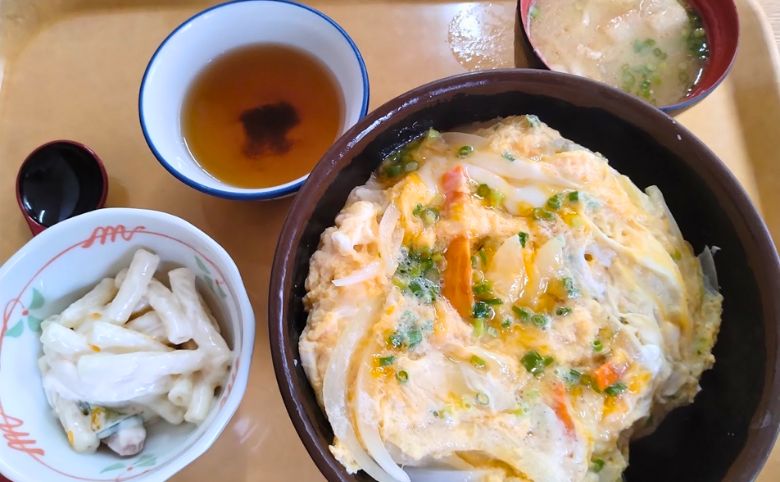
[592,339,604,352]
[488,190,504,207]
[476,184,504,207]
[528,5,540,20]
[426,128,441,139]
[639,78,653,100]
[470,355,487,369]
[478,247,488,265]
[476,392,490,405]
[378,355,396,366]
[621,67,636,92]
[396,370,409,383]
[580,373,599,392]
[473,301,494,319]
[482,298,502,306]
[555,306,572,316]
[472,317,485,337]
[567,191,580,203]
[388,332,404,348]
[532,208,555,221]
[458,145,474,157]
[591,458,605,473]
[476,184,491,198]
[518,231,529,247]
[604,382,627,397]
[561,277,578,298]
[652,47,668,60]
[502,151,516,161]
[546,193,563,210]
[394,248,441,304]
[413,204,440,226]
[384,164,403,178]
[686,12,710,60]
[406,328,423,348]
[530,314,549,329]
[526,114,541,128]
[501,318,512,328]
[563,368,582,386]
[521,350,553,376]
[473,280,493,296]
[633,38,656,53]
[512,305,531,321]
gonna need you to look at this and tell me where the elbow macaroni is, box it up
[38,249,232,455]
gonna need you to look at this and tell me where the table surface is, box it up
[0,2,778,482]
[762,0,780,47]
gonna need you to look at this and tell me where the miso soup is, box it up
[529,0,709,106]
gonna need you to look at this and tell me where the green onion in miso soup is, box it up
[528,0,709,106]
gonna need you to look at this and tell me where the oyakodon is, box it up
[300,116,722,481]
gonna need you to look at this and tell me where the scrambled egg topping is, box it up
[300,116,722,482]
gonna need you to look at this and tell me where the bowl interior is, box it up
[516,0,739,112]
[271,70,780,482]
[139,0,368,198]
[0,209,250,482]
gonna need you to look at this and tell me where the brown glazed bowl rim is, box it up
[269,68,780,482]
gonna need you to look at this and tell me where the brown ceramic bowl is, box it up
[269,69,780,481]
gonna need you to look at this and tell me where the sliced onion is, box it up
[350,184,386,205]
[378,203,402,275]
[332,262,381,287]
[441,132,489,149]
[463,164,548,211]
[415,156,447,192]
[569,243,605,300]
[466,151,575,187]
[355,355,411,482]
[646,185,682,240]
[524,235,565,303]
[406,468,491,482]
[322,301,397,482]
[485,234,526,303]
[698,246,720,294]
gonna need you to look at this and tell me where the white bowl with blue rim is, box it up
[0,208,254,482]
[139,0,370,200]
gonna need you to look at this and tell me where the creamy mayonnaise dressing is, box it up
[39,250,231,456]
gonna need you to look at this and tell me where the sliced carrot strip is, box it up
[593,361,628,391]
[442,235,473,319]
[552,382,575,434]
[441,165,468,208]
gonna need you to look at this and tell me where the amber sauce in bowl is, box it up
[182,44,344,189]
[139,0,369,200]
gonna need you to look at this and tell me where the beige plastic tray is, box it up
[0,0,778,480]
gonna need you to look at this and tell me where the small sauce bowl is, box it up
[16,140,108,235]
[517,0,739,114]
[139,0,369,200]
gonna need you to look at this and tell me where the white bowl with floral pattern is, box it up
[0,208,254,482]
